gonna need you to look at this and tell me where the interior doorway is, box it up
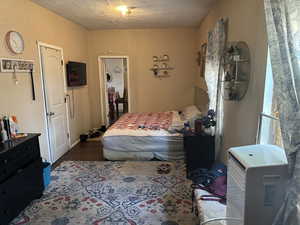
[98,56,131,126]
[38,42,71,163]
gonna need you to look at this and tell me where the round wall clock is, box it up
[5,31,25,54]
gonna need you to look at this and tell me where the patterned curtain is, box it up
[264,0,300,224]
[204,19,227,156]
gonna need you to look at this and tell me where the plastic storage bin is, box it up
[43,162,51,189]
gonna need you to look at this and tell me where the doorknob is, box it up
[47,112,55,116]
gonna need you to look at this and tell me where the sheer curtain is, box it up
[264,0,300,224]
[204,19,227,157]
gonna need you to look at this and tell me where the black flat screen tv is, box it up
[66,61,87,87]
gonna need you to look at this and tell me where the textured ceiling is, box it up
[31,0,217,30]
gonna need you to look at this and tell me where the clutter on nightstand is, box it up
[195,109,216,136]
[183,109,216,179]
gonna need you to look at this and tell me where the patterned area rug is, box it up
[11,161,199,225]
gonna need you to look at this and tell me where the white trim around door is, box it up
[98,56,132,125]
[37,41,71,164]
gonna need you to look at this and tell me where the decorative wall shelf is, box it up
[150,67,174,72]
[150,54,174,78]
[222,41,251,101]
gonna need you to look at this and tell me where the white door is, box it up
[101,57,130,126]
[40,46,69,162]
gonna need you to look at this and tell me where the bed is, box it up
[102,105,202,161]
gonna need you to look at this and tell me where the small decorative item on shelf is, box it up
[162,62,168,69]
[150,54,174,78]
[222,41,250,101]
[162,54,169,61]
[152,64,159,76]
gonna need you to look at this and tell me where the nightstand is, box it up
[184,134,215,179]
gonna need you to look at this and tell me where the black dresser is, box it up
[184,134,215,178]
[0,134,44,225]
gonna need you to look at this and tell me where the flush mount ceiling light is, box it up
[116,5,136,16]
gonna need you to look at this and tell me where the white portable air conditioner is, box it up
[227,144,288,225]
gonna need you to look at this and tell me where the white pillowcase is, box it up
[168,111,185,132]
[181,105,202,128]
[181,105,202,120]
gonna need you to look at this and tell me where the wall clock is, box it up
[5,31,25,54]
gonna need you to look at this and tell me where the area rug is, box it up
[11,161,199,225]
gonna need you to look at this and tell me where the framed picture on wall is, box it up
[198,43,207,78]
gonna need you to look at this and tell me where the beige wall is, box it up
[88,28,198,127]
[0,0,91,162]
[0,0,267,164]
[197,0,268,162]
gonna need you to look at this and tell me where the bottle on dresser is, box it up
[3,116,11,141]
[9,116,19,138]
[0,115,19,142]
[0,117,8,143]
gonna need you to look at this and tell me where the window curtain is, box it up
[264,0,300,224]
[204,19,227,156]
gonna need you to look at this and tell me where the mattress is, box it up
[103,111,185,161]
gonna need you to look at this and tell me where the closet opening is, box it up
[98,56,131,126]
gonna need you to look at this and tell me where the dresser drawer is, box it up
[0,137,40,183]
[0,158,43,225]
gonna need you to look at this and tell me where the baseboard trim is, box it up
[70,139,80,149]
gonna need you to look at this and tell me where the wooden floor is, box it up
[52,141,104,169]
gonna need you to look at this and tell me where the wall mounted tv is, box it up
[66,61,87,87]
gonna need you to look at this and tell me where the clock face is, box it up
[6,31,24,54]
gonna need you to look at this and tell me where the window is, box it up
[258,50,283,147]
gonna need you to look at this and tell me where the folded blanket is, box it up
[110,112,173,131]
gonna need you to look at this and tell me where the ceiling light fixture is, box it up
[116,5,135,16]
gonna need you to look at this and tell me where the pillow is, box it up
[168,111,185,132]
[181,105,202,120]
[180,105,202,129]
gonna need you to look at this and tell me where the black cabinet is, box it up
[184,134,215,178]
[0,134,44,225]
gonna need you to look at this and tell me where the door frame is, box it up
[37,41,71,163]
[98,56,132,125]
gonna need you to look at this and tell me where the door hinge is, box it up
[61,60,64,66]
[67,133,70,138]
[64,97,67,103]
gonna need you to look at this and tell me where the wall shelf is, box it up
[222,41,251,101]
[150,67,174,71]
[150,54,174,77]
[223,59,249,64]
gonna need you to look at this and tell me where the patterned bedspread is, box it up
[110,112,173,131]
